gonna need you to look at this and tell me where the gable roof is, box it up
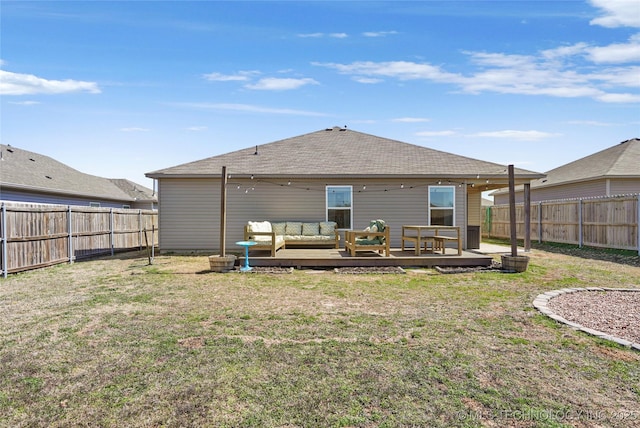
[0,144,156,203]
[147,127,543,180]
[535,138,640,187]
[492,138,639,195]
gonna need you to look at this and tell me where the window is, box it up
[122,204,130,209]
[326,185,352,229]
[89,202,101,208]
[429,186,455,226]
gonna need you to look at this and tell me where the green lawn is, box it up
[1,247,638,427]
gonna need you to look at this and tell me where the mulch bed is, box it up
[435,260,503,274]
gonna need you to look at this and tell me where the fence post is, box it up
[1,202,7,278]
[578,199,583,248]
[110,208,114,256]
[637,195,640,256]
[138,210,143,250]
[68,205,74,264]
[538,202,542,243]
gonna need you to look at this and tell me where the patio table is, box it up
[236,240,257,271]
[401,225,461,256]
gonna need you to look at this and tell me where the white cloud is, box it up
[589,0,640,28]
[416,130,457,137]
[120,127,150,132]
[202,71,260,81]
[566,120,616,126]
[363,31,398,37]
[0,70,100,95]
[297,32,348,38]
[185,126,208,132]
[172,102,328,117]
[587,34,640,63]
[595,92,640,103]
[8,100,41,105]
[314,41,640,104]
[468,130,560,141]
[352,76,383,84]
[393,117,431,123]
[314,60,460,82]
[245,77,319,91]
[297,32,324,38]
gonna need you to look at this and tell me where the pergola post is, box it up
[220,166,227,256]
[524,183,531,252]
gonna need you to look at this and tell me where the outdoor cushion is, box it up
[271,222,286,236]
[302,222,319,236]
[319,221,336,236]
[285,222,303,235]
[248,221,272,233]
[357,219,386,244]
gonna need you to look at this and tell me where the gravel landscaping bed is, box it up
[548,289,640,344]
[334,266,406,274]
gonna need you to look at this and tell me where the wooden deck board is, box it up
[242,247,493,268]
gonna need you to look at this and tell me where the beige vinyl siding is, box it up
[466,190,481,226]
[157,178,219,251]
[609,178,640,195]
[494,180,610,204]
[157,177,470,252]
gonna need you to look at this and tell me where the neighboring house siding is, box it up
[609,178,640,195]
[0,188,134,209]
[157,177,470,251]
[494,180,608,204]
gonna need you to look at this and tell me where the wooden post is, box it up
[220,166,227,256]
[508,165,517,257]
[1,203,6,278]
[524,183,531,252]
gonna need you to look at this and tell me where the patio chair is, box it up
[344,219,390,257]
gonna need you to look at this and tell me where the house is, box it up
[145,127,544,252]
[493,138,640,204]
[0,144,157,209]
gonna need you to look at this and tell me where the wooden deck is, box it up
[241,246,494,269]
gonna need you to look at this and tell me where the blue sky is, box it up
[1,0,639,191]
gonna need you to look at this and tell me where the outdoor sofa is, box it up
[244,220,340,256]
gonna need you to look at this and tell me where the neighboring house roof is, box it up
[492,138,640,195]
[147,127,544,180]
[0,144,156,203]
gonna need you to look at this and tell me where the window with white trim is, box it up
[429,186,455,226]
[326,185,352,229]
[89,202,101,208]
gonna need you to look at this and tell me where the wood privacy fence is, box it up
[482,195,640,254]
[1,202,158,277]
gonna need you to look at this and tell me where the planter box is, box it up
[501,255,529,273]
[209,255,237,273]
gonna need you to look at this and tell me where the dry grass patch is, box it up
[0,248,638,427]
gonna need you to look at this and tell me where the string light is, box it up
[227,172,499,195]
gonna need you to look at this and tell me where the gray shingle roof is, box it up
[533,138,640,187]
[0,144,156,202]
[147,127,544,179]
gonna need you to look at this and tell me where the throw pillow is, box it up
[302,223,319,236]
[285,222,302,235]
[319,221,336,236]
[271,222,286,236]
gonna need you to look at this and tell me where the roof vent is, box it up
[7,148,14,153]
[325,128,333,131]
[45,175,52,180]
[29,158,35,162]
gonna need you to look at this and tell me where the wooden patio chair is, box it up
[344,219,390,257]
